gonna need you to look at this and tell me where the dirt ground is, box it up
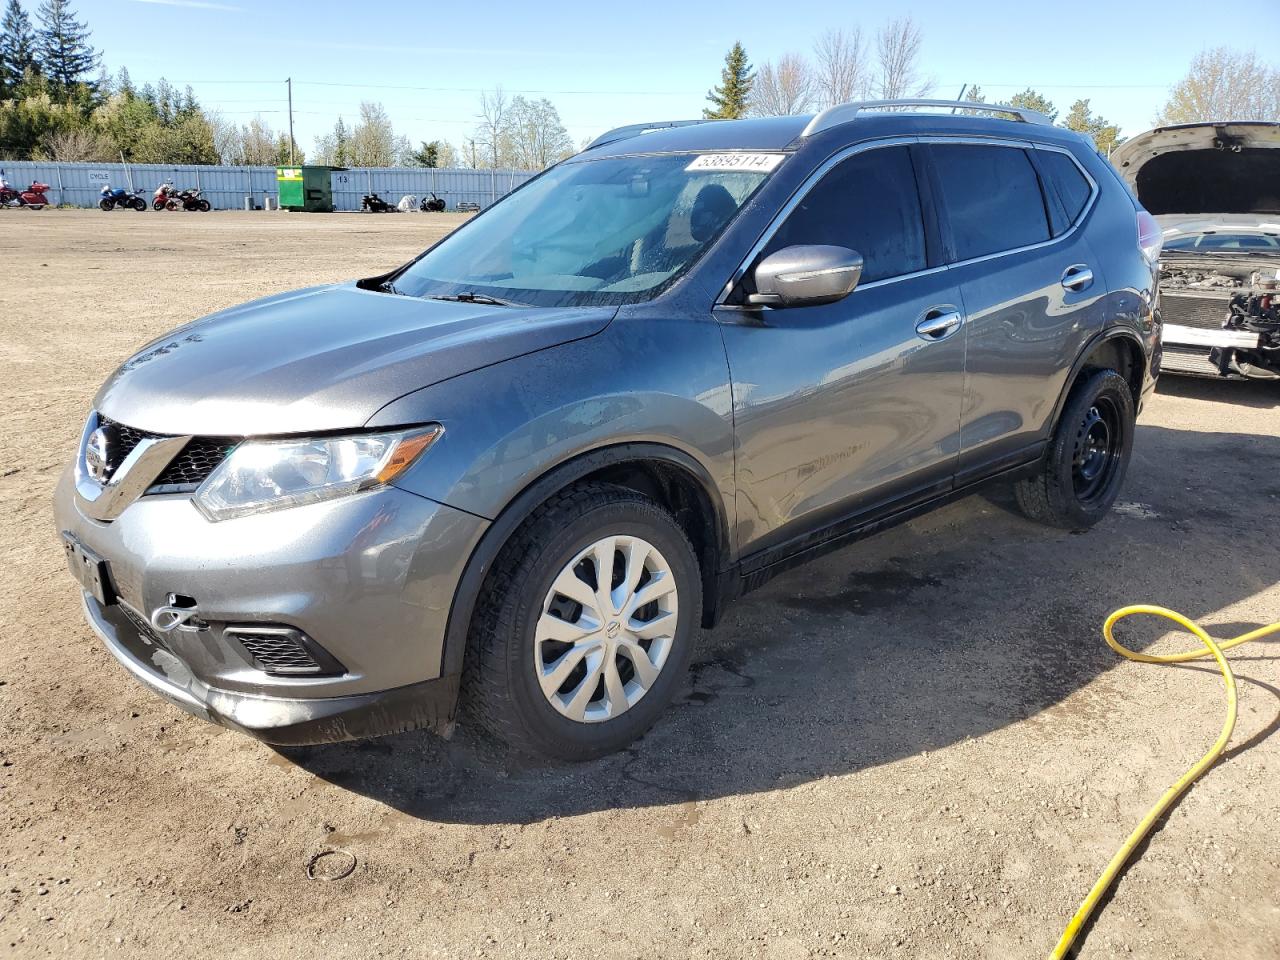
[1,210,1278,960]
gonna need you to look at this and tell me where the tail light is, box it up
[1137,209,1162,264]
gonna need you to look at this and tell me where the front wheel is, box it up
[1014,369,1135,530]
[463,483,702,760]
[98,199,113,211]
[153,199,166,210]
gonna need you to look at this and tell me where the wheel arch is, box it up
[437,442,733,680]
[1050,326,1145,430]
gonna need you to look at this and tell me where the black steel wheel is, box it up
[1014,368,1135,530]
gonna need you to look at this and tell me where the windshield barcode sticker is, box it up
[686,153,785,173]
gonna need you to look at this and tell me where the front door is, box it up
[718,144,966,559]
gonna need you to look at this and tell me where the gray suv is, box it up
[55,100,1161,760]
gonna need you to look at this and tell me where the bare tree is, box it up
[1157,47,1280,124]
[812,28,869,108]
[505,96,573,169]
[348,101,408,166]
[750,53,815,117]
[229,116,278,165]
[36,125,111,162]
[475,86,510,169]
[875,16,932,100]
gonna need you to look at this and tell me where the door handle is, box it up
[915,307,964,341]
[1061,264,1094,291]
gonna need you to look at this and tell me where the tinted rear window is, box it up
[931,144,1051,261]
[762,145,926,283]
[1038,149,1092,224]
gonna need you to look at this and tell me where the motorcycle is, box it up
[175,188,211,212]
[361,192,395,213]
[99,184,147,212]
[0,178,51,210]
[153,181,177,210]
[155,182,212,212]
[420,192,446,213]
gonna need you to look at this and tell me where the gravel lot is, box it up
[2,210,1278,959]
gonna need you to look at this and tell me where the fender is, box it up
[1048,324,1148,433]
[436,441,733,680]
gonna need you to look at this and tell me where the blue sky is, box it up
[77,0,1280,154]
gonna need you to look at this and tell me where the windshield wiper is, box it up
[428,292,522,307]
[379,279,402,295]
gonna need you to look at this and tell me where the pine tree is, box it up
[115,66,134,99]
[0,0,40,97]
[333,116,348,166]
[704,41,754,120]
[1008,87,1057,123]
[34,0,96,95]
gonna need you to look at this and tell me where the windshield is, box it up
[391,153,781,307]
[1164,232,1280,251]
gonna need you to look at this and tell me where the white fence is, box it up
[0,161,538,211]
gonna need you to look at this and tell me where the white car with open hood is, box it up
[1112,121,1280,380]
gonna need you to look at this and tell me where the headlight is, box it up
[194,426,442,521]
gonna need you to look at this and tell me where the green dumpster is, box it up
[276,165,341,212]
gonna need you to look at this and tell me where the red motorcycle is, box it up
[153,182,178,211]
[0,179,50,210]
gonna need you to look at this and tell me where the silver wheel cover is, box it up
[534,534,678,724]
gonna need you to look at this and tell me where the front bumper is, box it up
[81,592,461,744]
[53,466,488,742]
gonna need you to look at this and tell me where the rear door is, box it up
[923,140,1105,478]
[718,143,967,558]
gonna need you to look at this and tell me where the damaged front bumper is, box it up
[81,591,460,744]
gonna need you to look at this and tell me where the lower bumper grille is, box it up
[1161,345,1244,379]
[224,626,345,676]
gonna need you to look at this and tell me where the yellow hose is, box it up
[1050,605,1280,959]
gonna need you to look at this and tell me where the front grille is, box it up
[225,626,342,676]
[1161,290,1232,331]
[97,415,236,493]
[150,437,236,492]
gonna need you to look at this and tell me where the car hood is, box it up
[1112,121,1280,217]
[94,282,616,436]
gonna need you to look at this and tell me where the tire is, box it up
[27,204,44,210]
[1014,369,1135,530]
[132,198,146,211]
[98,199,112,211]
[462,482,702,761]
[153,199,166,211]
[198,199,210,212]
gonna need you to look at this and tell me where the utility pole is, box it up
[287,77,296,166]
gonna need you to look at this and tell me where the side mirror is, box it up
[748,244,863,308]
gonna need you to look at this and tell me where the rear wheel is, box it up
[132,198,146,211]
[463,482,701,760]
[197,199,211,212]
[1014,369,1135,530]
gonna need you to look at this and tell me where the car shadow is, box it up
[281,422,1280,825]
[1156,373,1280,408]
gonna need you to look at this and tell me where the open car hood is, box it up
[1112,122,1280,218]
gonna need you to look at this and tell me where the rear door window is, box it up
[1037,149,1093,225]
[760,145,926,284]
[930,144,1051,261]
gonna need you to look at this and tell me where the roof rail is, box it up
[583,119,716,151]
[801,99,1052,138]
